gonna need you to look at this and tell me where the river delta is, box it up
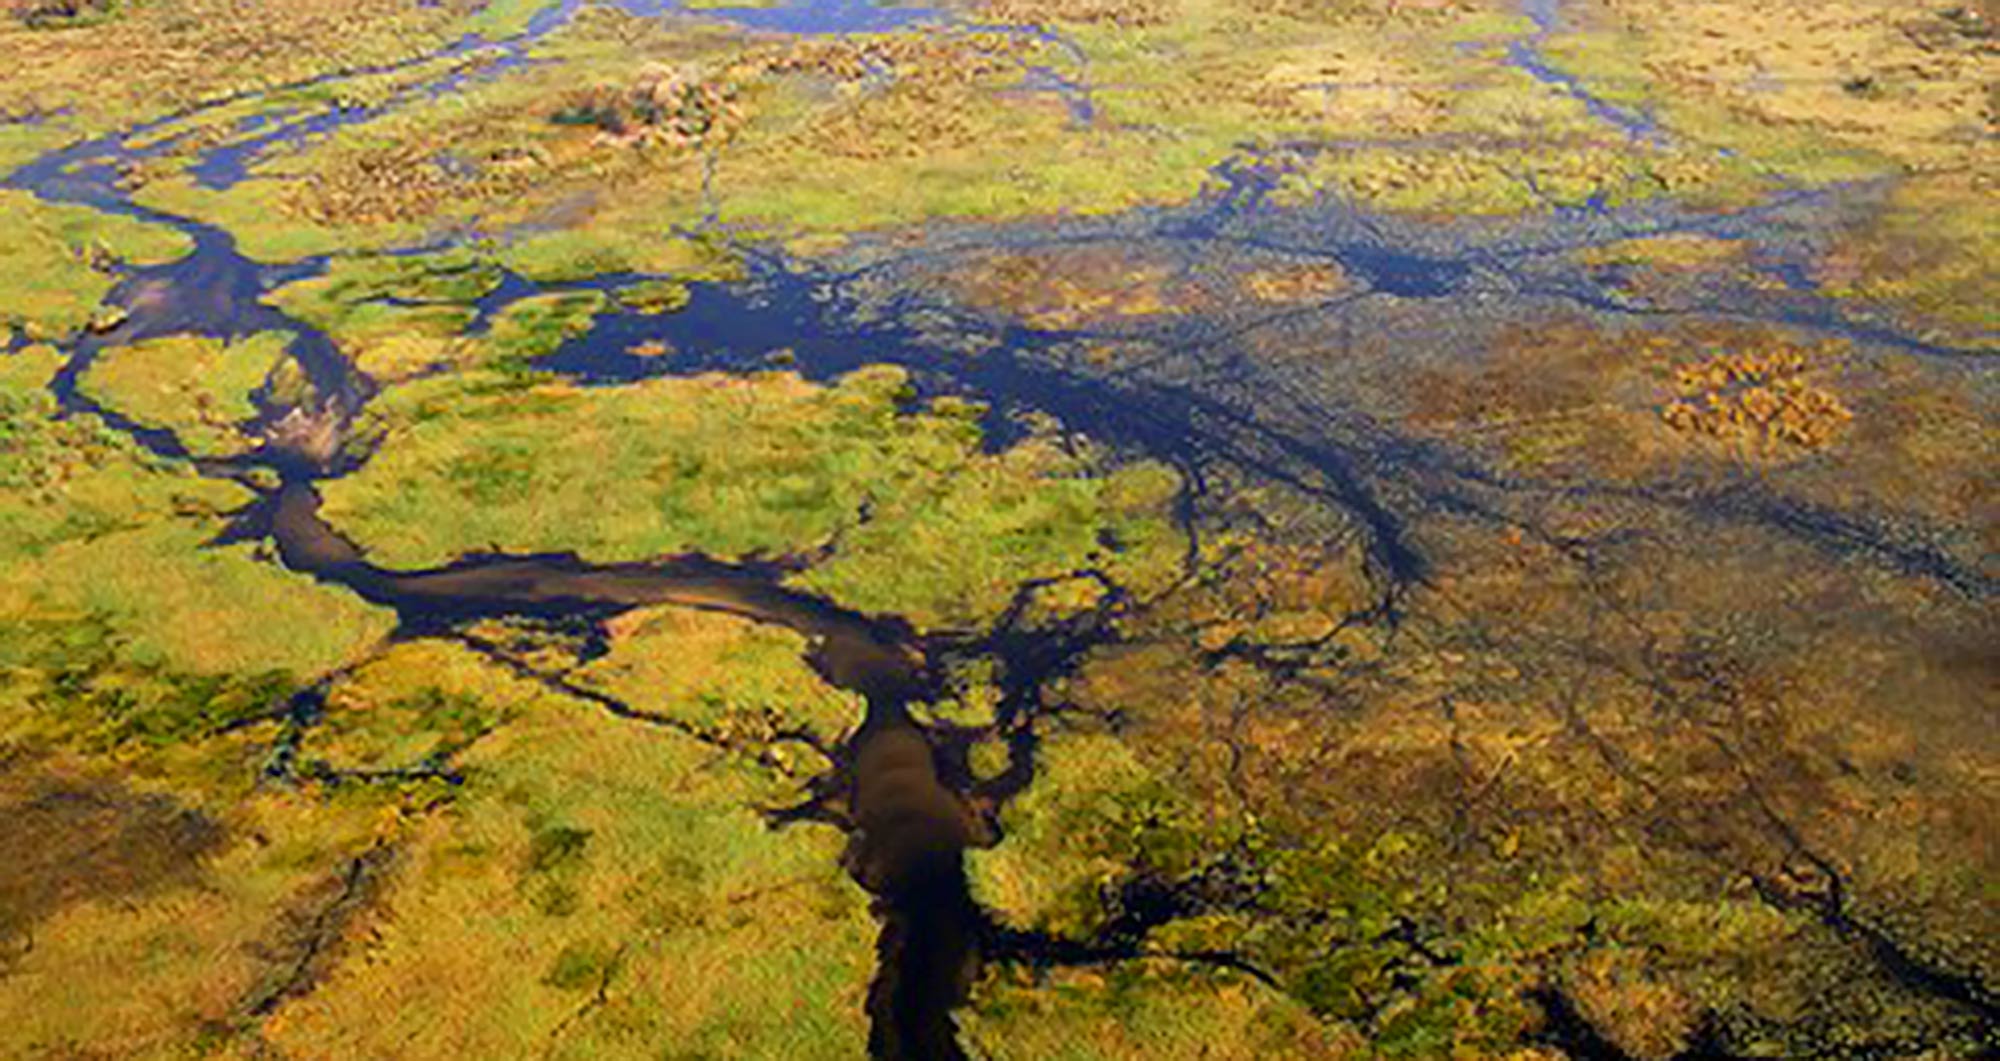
[0,0,1993,1057]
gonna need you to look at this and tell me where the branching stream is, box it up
[3,0,1994,1054]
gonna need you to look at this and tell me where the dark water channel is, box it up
[4,0,1995,1053]
[1,3,999,1051]
[269,478,990,1056]
[1507,0,1660,141]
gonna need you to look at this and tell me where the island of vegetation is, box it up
[1,0,1992,1057]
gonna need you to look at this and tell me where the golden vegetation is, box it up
[0,0,488,133]
[1584,0,1995,173]
[1404,320,1876,474]
[1660,342,1853,449]
[1240,261,1347,302]
[1564,949,1701,1060]
[80,331,292,456]
[1821,172,1999,343]
[553,61,749,150]
[282,123,587,228]
[950,246,1186,329]
[977,0,1174,28]
[576,605,859,748]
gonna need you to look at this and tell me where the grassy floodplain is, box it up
[1,0,1994,1056]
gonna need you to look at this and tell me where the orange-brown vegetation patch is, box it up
[1594,0,1994,171]
[1564,949,1701,1060]
[977,0,1173,28]
[1409,318,1626,428]
[0,0,483,128]
[553,62,750,150]
[811,82,987,159]
[950,245,1197,329]
[288,141,540,227]
[549,31,1038,164]
[1406,320,1860,473]
[1660,340,1852,448]
[751,31,1042,159]
[1240,261,1349,303]
[0,759,224,959]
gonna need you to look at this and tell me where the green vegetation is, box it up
[479,290,609,368]
[577,605,860,747]
[322,366,1182,628]
[1,346,390,752]
[1,352,236,561]
[461,0,565,39]
[962,961,1332,1059]
[612,278,693,315]
[0,190,191,339]
[260,677,877,1060]
[0,517,393,746]
[80,331,293,456]
[268,251,501,379]
[0,0,1993,1055]
[496,229,743,286]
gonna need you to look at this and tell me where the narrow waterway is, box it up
[4,0,1994,1052]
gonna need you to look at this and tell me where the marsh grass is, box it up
[81,331,292,456]
[2,356,391,752]
[261,692,878,1059]
[0,190,192,339]
[577,605,860,746]
[0,0,504,134]
[324,366,1181,628]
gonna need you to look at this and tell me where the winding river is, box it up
[5,0,1994,1053]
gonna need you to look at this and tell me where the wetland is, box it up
[0,0,1993,1057]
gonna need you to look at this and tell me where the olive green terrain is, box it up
[0,0,1993,1057]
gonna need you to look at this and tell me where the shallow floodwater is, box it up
[3,0,1993,1054]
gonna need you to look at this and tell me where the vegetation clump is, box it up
[1240,262,1347,303]
[10,0,116,29]
[1661,342,1853,449]
[80,331,294,456]
[321,366,1181,629]
[0,190,190,339]
[950,247,1183,329]
[977,0,1173,28]
[552,62,748,150]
